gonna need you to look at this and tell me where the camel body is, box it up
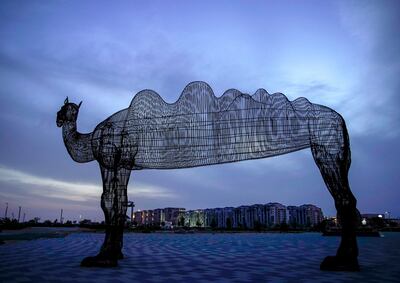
[88,82,344,170]
[57,81,359,270]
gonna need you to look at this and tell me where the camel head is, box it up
[57,97,82,127]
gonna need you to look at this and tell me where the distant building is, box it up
[204,208,215,227]
[164,207,185,225]
[287,206,299,226]
[265,202,288,226]
[251,204,266,227]
[184,209,204,227]
[153,208,165,226]
[361,213,385,219]
[133,207,184,226]
[287,204,324,227]
[222,207,234,228]
[143,210,154,225]
[234,205,251,228]
[133,210,144,225]
[132,203,323,228]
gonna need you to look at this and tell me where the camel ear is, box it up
[78,101,82,108]
[64,97,69,104]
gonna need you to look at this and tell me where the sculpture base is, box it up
[320,256,360,271]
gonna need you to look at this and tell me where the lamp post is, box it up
[4,202,8,219]
[127,201,135,223]
[18,206,21,223]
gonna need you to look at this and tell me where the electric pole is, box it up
[18,206,21,223]
[4,202,8,219]
[127,201,135,223]
[60,209,63,224]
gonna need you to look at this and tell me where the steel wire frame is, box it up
[57,81,359,267]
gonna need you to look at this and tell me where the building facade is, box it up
[132,203,323,228]
[287,204,324,227]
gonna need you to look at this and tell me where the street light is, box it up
[127,201,135,223]
[18,206,21,223]
[4,202,8,219]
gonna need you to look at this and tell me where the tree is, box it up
[280,222,289,232]
[226,217,232,230]
[315,219,328,232]
[80,219,92,225]
[254,220,262,231]
[178,216,185,227]
[242,216,247,230]
[210,217,217,229]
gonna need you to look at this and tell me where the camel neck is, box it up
[62,121,77,136]
[62,121,94,163]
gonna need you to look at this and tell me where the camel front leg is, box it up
[81,166,130,267]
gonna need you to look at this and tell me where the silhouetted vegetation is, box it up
[1,216,398,234]
[226,217,232,230]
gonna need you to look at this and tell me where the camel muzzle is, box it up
[56,110,64,127]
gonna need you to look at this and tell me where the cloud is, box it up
[131,183,178,199]
[0,165,177,203]
[336,0,400,138]
[0,24,199,131]
[0,165,100,202]
[282,81,342,107]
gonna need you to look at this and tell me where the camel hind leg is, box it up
[310,119,360,271]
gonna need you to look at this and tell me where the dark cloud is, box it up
[337,0,400,138]
[0,181,101,222]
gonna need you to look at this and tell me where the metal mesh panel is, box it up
[57,81,358,268]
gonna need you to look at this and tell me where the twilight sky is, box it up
[0,1,399,222]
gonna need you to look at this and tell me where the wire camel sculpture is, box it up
[57,81,360,271]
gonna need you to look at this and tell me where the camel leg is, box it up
[81,166,130,267]
[311,140,360,271]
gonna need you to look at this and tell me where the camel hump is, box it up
[129,89,167,119]
[181,81,214,97]
[127,81,330,121]
[252,88,270,103]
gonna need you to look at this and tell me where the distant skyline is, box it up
[1,1,399,222]
[2,201,325,223]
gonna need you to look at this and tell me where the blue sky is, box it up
[0,0,399,222]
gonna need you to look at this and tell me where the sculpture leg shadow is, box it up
[311,137,360,272]
[81,166,130,267]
